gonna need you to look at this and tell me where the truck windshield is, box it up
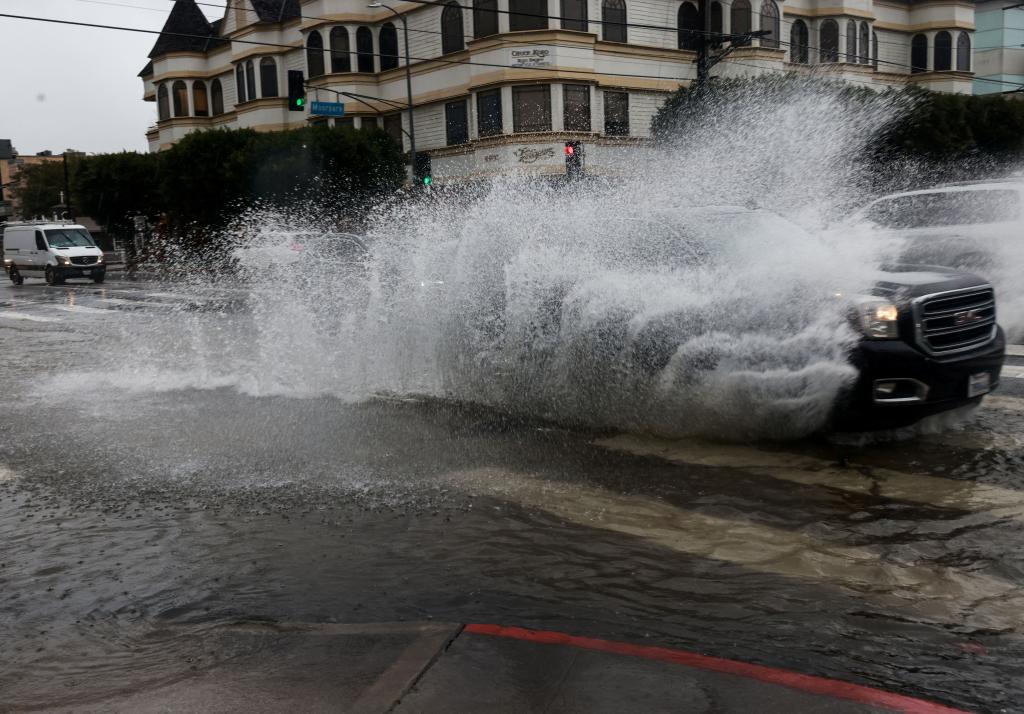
[865,190,1021,229]
[45,229,96,248]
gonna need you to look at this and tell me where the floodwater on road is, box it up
[2,280,1024,712]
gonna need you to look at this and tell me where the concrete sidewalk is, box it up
[43,622,966,714]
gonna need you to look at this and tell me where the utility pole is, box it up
[691,5,770,94]
[62,151,74,221]
[369,2,418,184]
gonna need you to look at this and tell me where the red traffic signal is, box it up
[564,144,575,155]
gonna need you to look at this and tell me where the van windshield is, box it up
[865,190,1021,229]
[45,229,97,248]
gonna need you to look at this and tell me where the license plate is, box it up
[82,269,91,276]
[968,372,991,398]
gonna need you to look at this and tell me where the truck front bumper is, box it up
[835,328,1006,431]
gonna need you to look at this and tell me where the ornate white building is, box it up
[141,0,976,181]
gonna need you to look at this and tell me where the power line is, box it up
[0,11,688,83]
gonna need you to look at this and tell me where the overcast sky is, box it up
[0,0,218,156]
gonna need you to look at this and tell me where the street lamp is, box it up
[368,2,417,184]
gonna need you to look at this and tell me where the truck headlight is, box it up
[856,299,900,339]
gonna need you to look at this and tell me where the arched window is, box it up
[562,0,588,31]
[678,2,700,51]
[790,20,808,64]
[731,0,751,47]
[260,58,278,97]
[845,20,857,62]
[441,2,465,54]
[211,79,224,116]
[307,30,325,78]
[760,1,779,49]
[330,27,351,73]
[157,84,169,121]
[872,32,878,69]
[193,81,209,116]
[380,23,399,69]
[911,33,927,73]
[172,80,189,117]
[820,19,839,63]
[602,0,626,42]
[957,31,971,72]
[711,1,722,35]
[474,0,498,37]
[235,64,246,103]
[510,0,547,32]
[245,59,257,100]
[934,30,952,71]
[859,22,870,63]
[356,27,374,73]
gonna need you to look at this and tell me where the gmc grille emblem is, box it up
[953,309,983,326]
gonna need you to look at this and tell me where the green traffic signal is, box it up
[296,98,305,107]
[423,176,432,186]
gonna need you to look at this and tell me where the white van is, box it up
[2,222,106,285]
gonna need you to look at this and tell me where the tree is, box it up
[73,152,162,236]
[9,160,68,219]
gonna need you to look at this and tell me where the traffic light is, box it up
[565,141,584,179]
[287,70,306,112]
[414,152,432,186]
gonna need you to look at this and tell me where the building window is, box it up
[859,22,870,63]
[911,33,927,73]
[872,32,878,69]
[331,27,351,73]
[384,113,403,144]
[442,2,465,54]
[380,23,399,70]
[711,1,722,36]
[357,27,374,73]
[760,1,779,49]
[731,0,751,46]
[513,85,551,133]
[334,117,353,129]
[307,30,325,78]
[211,79,224,116]
[236,64,246,103]
[362,116,380,130]
[245,60,257,101]
[678,2,699,51]
[477,88,503,137]
[474,0,499,37]
[934,31,952,71]
[172,80,189,117]
[193,81,209,116]
[602,0,626,42]
[562,0,587,31]
[157,83,170,121]
[563,84,591,132]
[445,100,469,145]
[510,0,547,31]
[820,20,839,63]
[260,58,278,97]
[790,20,808,63]
[604,90,628,136]
[956,31,970,72]
[845,20,856,62]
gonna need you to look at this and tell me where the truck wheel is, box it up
[9,265,23,285]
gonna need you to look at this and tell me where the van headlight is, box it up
[96,253,104,263]
[856,298,900,339]
[57,256,71,266]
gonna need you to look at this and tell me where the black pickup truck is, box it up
[435,205,1005,433]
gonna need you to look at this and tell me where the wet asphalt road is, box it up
[1,278,1024,713]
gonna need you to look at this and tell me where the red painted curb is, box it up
[464,624,971,714]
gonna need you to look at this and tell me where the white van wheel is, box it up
[9,265,24,285]
[45,266,60,286]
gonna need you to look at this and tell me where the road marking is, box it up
[0,311,61,323]
[446,467,1024,634]
[596,434,1024,520]
[1006,345,1024,358]
[51,305,113,315]
[1001,364,1024,379]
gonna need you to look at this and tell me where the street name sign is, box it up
[311,101,346,117]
